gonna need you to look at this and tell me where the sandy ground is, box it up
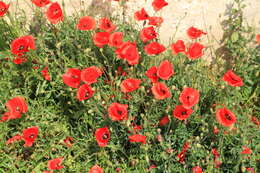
[7,0,260,47]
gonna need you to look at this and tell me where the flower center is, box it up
[19,45,24,51]
[102,133,109,140]
[16,107,20,111]
[224,113,232,121]
[29,134,35,139]
[0,8,6,12]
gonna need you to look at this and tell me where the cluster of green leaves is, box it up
[0,1,259,172]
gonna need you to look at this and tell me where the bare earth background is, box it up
[9,0,260,47]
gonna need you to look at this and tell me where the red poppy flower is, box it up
[11,35,36,56]
[246,168,255,173]
[187,27,207,39]
[48,157,64,170]
[62,68,81,88]
[13,56,27,64]
[159,115,169,126]
[109,32,123,48]
[157,60,174,80]
[152,0,168,12]
[0,1,9,17]
[140,26,157,42]
[145,66,158,83]
[186,42,205,60]
[89,165,103,173]
[41,67,51,81]
[46,2,63,24]
[173,105,193,120]
[251,116,260,126]
[99,17,116,33]
[192,166,203,173]
[144,42,166,55]
[93,32,110,48]
[171,40,186,55]
[148,16,163,27]
[77,84,94,101]
[212,148,220,158]
[128,134,146,144]
[81,66,102,85]
[64,136,74,147]
[222,70,243,87]
[179,88,200,108]
[95,127,110,147]
[31,0,50,7]
[213,126,219,134]
[6,134,23,145]
[115,41,140,65]
[151,82,171,100]
[77,16,96,31]
[256,34,260,45]
[241,146,252,155]
[108,102,128,121]
[216,107,236,127]
[5,96,28,120]
[134,8,149,21]
[120,78,141,93]
[22,126,39,147]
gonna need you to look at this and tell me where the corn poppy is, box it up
[140,26,157,42]
[81,66,102,85]
[216,107,236,127]
[159,115,169,126]
[89,165,103,173]
[120,78,141,93]
[77,84,94,101]
[46,2,63,24]
[134,8,149,21]
[151,82,171,100]
[95,127,110,147]
[41,67,51,81]
[171,40,186,55]
[256,34,260,45]
[187,27,206,40]
[109,32,123,48]
[128,134,146,144]
[0,1,9,17]
[173,105,193,120]
[186,42,205,60]
[64,136,74,147]
[11,35,36,56]
[22,126,39,147]
[48,157,64,170]
[99,17,116,33]
[115,41,140,65]
[62,68,81,88]
[13,56,27,64]
[157,60,174,80]
[145,66,158,83]
[5,96,28,120]
[77,16,96,31]
[144,42,166,55]
[241,146,252,155]
[6,134,22,145]
[222,70,243,87]
[179,88,200,108]
[152,0,168,12]
[148,16,163,27]
[108,102,128,121]
[31,0,50,7]
[192,166,203,173]
[93,32,110,48]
